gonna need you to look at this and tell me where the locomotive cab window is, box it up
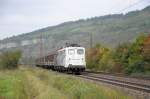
[77,49,84,55]
[68,49,75,55]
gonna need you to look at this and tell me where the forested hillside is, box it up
[0,6,150,63]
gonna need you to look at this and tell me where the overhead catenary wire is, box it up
[118,0,148,13]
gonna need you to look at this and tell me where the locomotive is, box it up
[36,44,86,73]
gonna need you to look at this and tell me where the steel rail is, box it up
[84,70,150,80]
[77,73,150,93]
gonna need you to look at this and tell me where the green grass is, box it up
[0,67,133,99]
[0,70,27,99]
[23,68,68,99]
[28,67,132,99]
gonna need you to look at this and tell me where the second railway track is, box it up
[77,71,150,93]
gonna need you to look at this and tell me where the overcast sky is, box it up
[0,0,150,40]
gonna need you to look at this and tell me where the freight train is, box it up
[36,44,86,73]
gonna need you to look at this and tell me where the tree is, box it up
[0,50,22,69]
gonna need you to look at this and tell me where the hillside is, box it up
[0,6,150,62]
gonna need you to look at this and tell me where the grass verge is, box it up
[0,70,27,99]
[28,67,132,99]
[0,67,133,99]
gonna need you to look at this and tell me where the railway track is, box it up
[38,66,150,93]
[85,70,150,80]
[77,71,150,93]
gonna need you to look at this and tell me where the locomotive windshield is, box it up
[68,49,75,55]
[77,49,84,55]
[68,48,84,55]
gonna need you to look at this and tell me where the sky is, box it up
[0,0,150,40]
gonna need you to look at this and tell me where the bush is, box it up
[0,50,22,69]
[114,34,149,74]
[86,44,103,70]
[86,44,115,72]
[86,34,150,75]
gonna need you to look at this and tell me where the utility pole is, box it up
[89,33,93,48]
[0,40,1,51]
[39,33,46,65]
[40,33,44,58]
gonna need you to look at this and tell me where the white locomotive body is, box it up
[36,44,86,73]
[56,47,86,71]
